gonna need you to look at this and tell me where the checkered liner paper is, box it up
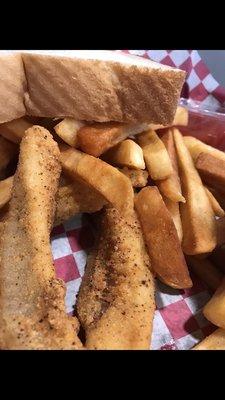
[52,50,225,350]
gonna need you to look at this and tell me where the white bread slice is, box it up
[0,51,26,123]
[22,50,185,124]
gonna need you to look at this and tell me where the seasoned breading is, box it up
[55,180,106,226]
[0,126,82,349]
[77,207,155,350]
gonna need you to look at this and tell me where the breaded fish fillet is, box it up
[0,126,82,349]
[77,207,155,350]
[55,180,106,226]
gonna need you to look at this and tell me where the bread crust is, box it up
[22,52,185,124]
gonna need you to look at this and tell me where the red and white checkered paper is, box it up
[52,50,225,350]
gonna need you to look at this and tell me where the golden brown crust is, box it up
[55,180,106,226]
[0,126,82,349]
[22,52,185,124]
[77,207,155,350]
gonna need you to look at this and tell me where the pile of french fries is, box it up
[1,104,225,350]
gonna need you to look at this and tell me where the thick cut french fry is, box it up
[196,153,225,195]
[163,196,183,242]
[193,328,225,350]
[156,129,185,202]
[60,145,134,213]
[204,277,225,329]
[186,256,223,291]
[205,187,225,217]
[135,186,192,289]
[149,106,188,131]
[120,167,148,188]
[103,139,145,170]
[0,137,17,176]
[184,136,225,163]
[0,176,13,209]
[55,180,106,226]
[0,118,33,144]
[173,129,216,255]
[77,121,149,157]
[54,118,84,147]
[137,130,173,180]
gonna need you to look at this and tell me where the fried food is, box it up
[186,256,223,291]
[204,277,225,330]
[184,136,225,163]
[77,207,155,350]
[149,106,188,131]
[173,129,216,255]
[137,130,173,180]
[196,153,225,194]
[0,126,82,349]
[55,179,106,226]
[156,129,185,202]
[0,175,106,226]
[103,139,145,170]
[0,136,17,178]
[0,176,13,209]
[54,118,85,147]
[120,167,148,188]
[60,145,134,213]
[0,117,33,144]
[135,186,192,289]
[77,121,149,157]
[163,196,183,242]
[204,187,225,217]
[193,328,225,350]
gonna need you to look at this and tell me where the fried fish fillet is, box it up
[55,180,106,226]
[77,207,155,350]
[0,126,82,349]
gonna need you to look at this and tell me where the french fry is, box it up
[135,186,192,289]
[120,167,148,188]
[55,180,106,226]
[204,277,225,329]
[205,187,225,217]
[184,136,225,163]
[103,139,145,170]
[193,328,225,350]
[163,196,183,242]
[60,145,134,213]
[77,121,149,157]
[186,256,223,291]
[149,106,188,131]
[137,130,173,180]
[54,118,84,147]
[156,129,185,202]
[0,118,33,144]
[173,129,216,255]
[0,176,13,209]
[0,137,17,177]
[196,153,225,195]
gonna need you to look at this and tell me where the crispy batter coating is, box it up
[0,126,82,349]
[55,180,106,226]
[77,207,155,350]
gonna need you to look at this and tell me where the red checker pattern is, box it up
[54,254,80,283]
[160,300,200,340]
